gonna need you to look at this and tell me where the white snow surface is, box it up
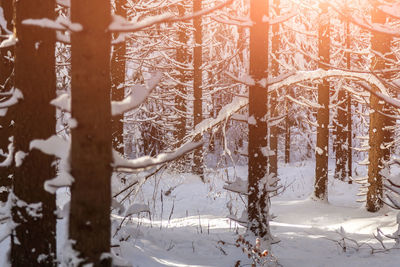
[4,161,392,266]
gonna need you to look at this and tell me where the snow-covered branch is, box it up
[0,89,23,108]
[113,142,202,172]
[111,72,162,116]
[109,0,233,33]
[22,17,83,32]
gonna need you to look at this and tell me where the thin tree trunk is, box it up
[111,0,127,154]
[285,87,291,164]
[366,1,391,212]
[174,2,189,170]
[335,0,351,182]
[12,0,57,265]
[314,2,330,201]
[0,0,14,203]
[269,0,280,178]
[69,0,112,265]
[248,0,270,239]
[346,10,352,183]
[192,0,204,181]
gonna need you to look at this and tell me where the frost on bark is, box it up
[111,0,127,154]
[69,0,113,265]
[314,2,330,201]
[366,1,392,212]
[12,0,57,265]
[0,0,14,203]
[192,0,204,181]
[248,0,271,239]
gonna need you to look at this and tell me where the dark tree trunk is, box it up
[0,0,14,203]
[69,0,113,265]
[366,1,391,212]
[269,0,280,178]
[111,0,127,154]
[12,0,57,265]
[314,2,330,201]
[248,0,270,239]
[192,0,204,181]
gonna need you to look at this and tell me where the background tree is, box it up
[248,0,271,239]
[366,1,392,212]
[314,1,330,201]
[111,0,128,154]
[192,0,204,180]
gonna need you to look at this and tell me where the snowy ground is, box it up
[2,160,400,266]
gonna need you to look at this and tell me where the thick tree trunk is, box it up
[0,0,14,203]
[366,2,391,212]
[314,2,330,201]
[69,1,113,265]
[12,0,57,265]
[269,0,280,178]
[248,0,270,239]
[192,0,204,180]
[111,0,127,154]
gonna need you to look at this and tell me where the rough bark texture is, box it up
[111,0,127,154]
[269,0,280,178]
[12,0,57,265]
[69,0,112,265]
[314,2,330,201]
[248,0,270,238]
[366,2,391,212]
[192,0,204,180]
[0,0,14,203]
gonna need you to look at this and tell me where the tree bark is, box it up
[12,0,57,265]
[314,2,330,201]
[0,0,14,203]
[192,0,204,181]
[248,0,270,239]
[366,1,391,212]
[269,0,280,178]
[111,0,127,154]
[69,0,113,265]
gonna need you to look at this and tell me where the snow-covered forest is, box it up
[1,0,400,266]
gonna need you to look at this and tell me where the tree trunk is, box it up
[111,0,127,154]
[192,0,204,181]
[174,2,189,170]
[335,0,351,182]
[346,10,352,183]
[12,0,57,265]
[366,1,392,212]
[0,0,14,203]
[248,0,270,239]
[269,0,280,178]
[69,0,113,265]
[314,2,330,201]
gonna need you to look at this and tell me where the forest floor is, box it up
[2,160,400,266]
